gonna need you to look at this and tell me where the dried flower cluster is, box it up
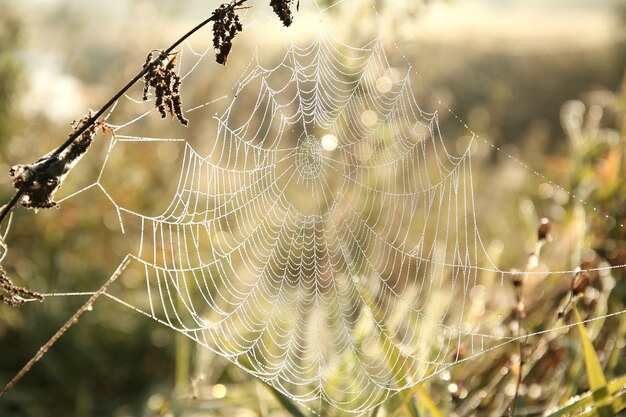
[270,0,296,27]
[211,1,245,64]
[10,112,103,210]
[142,52,188,126]
[0,266,42,307]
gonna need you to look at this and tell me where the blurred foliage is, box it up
[0,1,625,417]
[0,4,24,149]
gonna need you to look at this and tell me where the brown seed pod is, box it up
[571,271,590,296]
[537,217,551,242]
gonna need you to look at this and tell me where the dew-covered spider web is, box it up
[10,5,626,415]
[98,31,501,413]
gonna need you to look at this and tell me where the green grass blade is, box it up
[608,391,626,415]
[388,384,443,417]
[573,304,614,417]
[545,374,626,417]
[414,385,444,417]
[407,396,421,417]
[578,391,626,417]
[545,391,595,417]
[266,385,308,417]
[355,277,444,417]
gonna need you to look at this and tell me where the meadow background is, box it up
[0,0,625,416]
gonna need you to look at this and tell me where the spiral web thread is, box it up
[17,17,626,415]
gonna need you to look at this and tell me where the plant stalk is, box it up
[0,0,248,229]
[0,256,131,398]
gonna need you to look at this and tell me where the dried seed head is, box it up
[142,52,189,126]
[572,270,590,297]
[537,217,551,242]
[270,0,295,27]
[211,1,244,65]
[10,112,102,210]
[0,265,43,307]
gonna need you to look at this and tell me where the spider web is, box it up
[15,6,626,415]
[97,31,499,412]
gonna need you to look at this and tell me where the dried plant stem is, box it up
[0,191,23,227]
[510,219,548,416]
[0,256,131,399]
[0,0,248,228]
[459,263,576,416]
[511,275,526,417]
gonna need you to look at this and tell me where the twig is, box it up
[457,261,582,416]
[0,0,249,229]
[0,265,43,307]
[509,218,550,416]
[511,272,526,417]
[511,266,524,417]
[0,256,131,399]
[0,191,24,227]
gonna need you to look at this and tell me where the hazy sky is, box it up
[12,0,623,121]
